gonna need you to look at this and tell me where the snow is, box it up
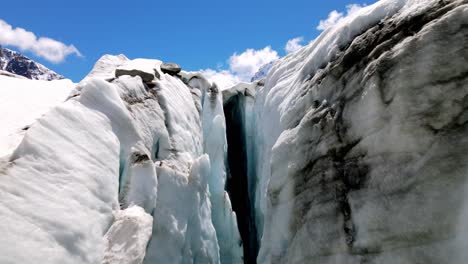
[0,47,65,81]
[0,75,74,157]
[0,97,120,263]
[0,56,207,263]
[103,206,153,264]
[250,61,274,82]
[85,54,129,80]
[77,56,222,263]
[115,59,164,83]
[0,1,462,263]
[0,70,28,79]
[156,72,204,165]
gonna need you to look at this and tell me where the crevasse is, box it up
[0,1,467,264]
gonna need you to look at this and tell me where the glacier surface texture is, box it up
[0,0,467,264]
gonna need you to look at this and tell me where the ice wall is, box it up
[0,79,125,263]
[201,80,244,264]
[223,82,261,263]
[143,155,220,264]
[103,206,153,264]
[253,0,468,263]
[0,56,223,264]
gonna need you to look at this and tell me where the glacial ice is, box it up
[119,153,158,214]
[223,82,260,263]
[103,206,153,264]
[0,92,120,263]
[0,1,466,263]
[202,79,244,264]
[143,155,220,264]
[253,0,468,263]
[0,75,74,157]
[0,55,226,264]
[84,54,129,80]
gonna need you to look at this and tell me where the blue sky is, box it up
[0,0,375,82]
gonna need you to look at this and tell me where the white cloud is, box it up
[199,69,241,90]
[285,37,304,54]
[0,19,81,63]
[229,46,279,81]
[316,4,366,31]
[201,46,279,90]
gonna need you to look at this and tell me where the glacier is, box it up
[200,77,244,264]
[103,206,153,264]
[0,56,222,264]
[252,0,468,263]
[0,0,467,263]
[0,74,74,157]
[223,81,261,264]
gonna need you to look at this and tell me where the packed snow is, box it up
[84,54,129,80]
[0,75,74,157]
[0,94,121,263]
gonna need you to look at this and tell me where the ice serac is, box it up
[144,155,220,264]
[254,0,468,263]
[200,77,244,264]
[135,62,221,264]
[103,206,153,264]
[0,55,220,264]
[0,71,165,263]
[93,57,221,264]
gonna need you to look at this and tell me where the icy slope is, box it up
[0,75,74,157]
[0,82,122,263]
[252,0,468,263]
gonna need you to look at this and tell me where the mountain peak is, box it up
[0,47,65,81]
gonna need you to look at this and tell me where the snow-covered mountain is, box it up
[251,61,275,82]
[0,46,65,81]
[0,0,467,264]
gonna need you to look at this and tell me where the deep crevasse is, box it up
[223,82,261,264]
